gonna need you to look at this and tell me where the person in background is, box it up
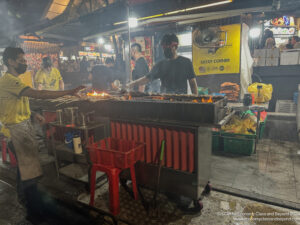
[131,43,149,92]
[0,47,84,220]
[95,56,102,65]
[285,37,294,49]
[80,56,89,72]
[128,33,198,95]
[262,29,276,49]
[291,36,300,49]
[90,63,113,91]
[105,57,114,68]
[35,57,64,90]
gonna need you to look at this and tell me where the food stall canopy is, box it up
[2,0,300,47]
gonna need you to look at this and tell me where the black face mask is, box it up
[15,63,27,74]
[163,48,173,59]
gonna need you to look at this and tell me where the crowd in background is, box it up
[260,28,300,50]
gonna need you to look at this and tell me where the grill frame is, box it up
[111,119,212,200]
[32,94,224,201]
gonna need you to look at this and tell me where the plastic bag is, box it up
[221,115,256,135]
[248,83,273,103]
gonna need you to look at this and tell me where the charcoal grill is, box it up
[31,93,227,209]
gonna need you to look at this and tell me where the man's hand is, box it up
[68,86,86,97]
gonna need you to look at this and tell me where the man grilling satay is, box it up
[0,47,84,219]
[128,33,198,95]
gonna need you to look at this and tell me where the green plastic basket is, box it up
[221,131,256,156]
[259,116,267,139]
[212,131,221,152]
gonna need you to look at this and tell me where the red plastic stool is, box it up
[87,138,144,215]
[1,137,17,167]
[89,164,138,215]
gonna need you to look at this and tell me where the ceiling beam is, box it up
[83,5,273,40]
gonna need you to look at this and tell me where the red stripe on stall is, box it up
[165,129,172,168]
[133,125,138,141]
[172,130,180,170]
[138,125,145,161]
[116,123,121,138]
[121,123,127,140]
[188,132,195,173]
[110,122,116,138]
[145,126,151,163]
[127,123,133,141]
[151,127,158,163]
[180,131,187,171]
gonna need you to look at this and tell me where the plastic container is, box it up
[73,135,82,154]
[87,138,145,169]
[221,132,256,156]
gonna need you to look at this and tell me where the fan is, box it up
[192,27,226,53]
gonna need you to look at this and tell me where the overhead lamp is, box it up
[104,44,112,51]
[114,0,233,25]
[249,27,261,39]
[98,37,105,44]
[128,17,138,28]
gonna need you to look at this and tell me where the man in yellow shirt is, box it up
[35,56,64,90]
[0,47,84,217]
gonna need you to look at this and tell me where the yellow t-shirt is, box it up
[35,67,62,91]
[0,73,31,125]
[19,71,33,88]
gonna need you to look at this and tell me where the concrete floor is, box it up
[1,138,300,224]
[1,177,299,225]
[211,139,300,208]
[77,181,300,225]
[0,180,25,225]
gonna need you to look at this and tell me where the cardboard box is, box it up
[253,57,266,67]
[266,57,279,66]
[266,49,280,58]
[280,51,299,65]
[253,49,267,58]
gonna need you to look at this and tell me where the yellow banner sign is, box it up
[192,24,241,75]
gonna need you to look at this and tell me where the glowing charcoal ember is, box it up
[207,96,213,103]
[87,91,110,97]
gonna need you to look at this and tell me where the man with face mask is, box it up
[35,56,64,90]
[128,33,198,95]
[0,47,84,218]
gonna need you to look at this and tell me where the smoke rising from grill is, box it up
[0,1,20,46]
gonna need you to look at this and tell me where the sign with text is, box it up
[192,24,241,76]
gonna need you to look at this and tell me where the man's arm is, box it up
[189,78,198,95]
[21,86,85,99]
[37,83,43,90]
[59,80,64,90]
[128,76,150,89]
